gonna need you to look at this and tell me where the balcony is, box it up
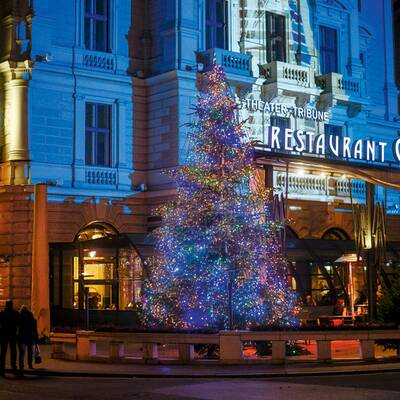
[259,61,321,103]
[196,48,252,77]
[76,49,116,72]
[85,166,117,186]
[316,72,369,114]
[275,172,366,202]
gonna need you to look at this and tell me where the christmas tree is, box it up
[143,66,298,329]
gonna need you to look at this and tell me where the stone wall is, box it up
[0,185,33,308]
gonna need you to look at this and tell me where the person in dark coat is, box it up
[18,305,39,372]
[0,300,20,376]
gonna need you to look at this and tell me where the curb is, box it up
[5,363,400,379]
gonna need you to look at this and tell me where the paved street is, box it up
[1,372,400,400]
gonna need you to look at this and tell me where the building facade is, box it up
[0,0,399,332]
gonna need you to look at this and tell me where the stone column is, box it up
[316,340,331,361]
[6,62,32,185]
[109,341,125,360]
[359,340,375,361]
[8,77,29,161]
[143,343,158,363]
[178,343,194,363]
[271,340,286,364]
[77,335,97,360]
[31,184,50,337]
[219,332,243,363]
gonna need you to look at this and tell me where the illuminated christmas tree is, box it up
[143,66,298,329]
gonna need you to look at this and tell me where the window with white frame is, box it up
[85,103,112,167]
[266,12,286,63]
[84,0,110,52]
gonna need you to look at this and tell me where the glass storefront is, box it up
[287,239,366,310]
[50,224,145,328]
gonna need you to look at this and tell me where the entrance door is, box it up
[77,245,118,310]
[49,234,144,329]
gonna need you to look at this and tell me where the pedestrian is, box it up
[18,305,39,374]
[0,300,20,376]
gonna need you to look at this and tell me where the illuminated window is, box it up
[85,103,112,167]
[75,222,117,241]
[50,224,144,324]
[266,12,286,63]
[322,228,349,240]
[84,0,110,52]
[206,0,229,49]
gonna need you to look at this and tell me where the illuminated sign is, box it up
[262,126,400,164]
[237,98,330,122]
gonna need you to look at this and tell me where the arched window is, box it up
[75,222,118,242]
[322,228,349,240]
[50,222,144,328]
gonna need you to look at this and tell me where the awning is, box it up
[255,149,400,190]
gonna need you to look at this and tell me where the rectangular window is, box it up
[271,116,290,148]
[325,124,342,157]
[84,0,110,52]
[270,116,290,131]
[85,103,112,167]
[320,26,338,74]
[266,12,286,63]
[324,124,342,137]
[206,0,229,49]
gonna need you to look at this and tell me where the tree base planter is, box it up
[50,329,400,365]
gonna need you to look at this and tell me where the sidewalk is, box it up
[5,345,400,379]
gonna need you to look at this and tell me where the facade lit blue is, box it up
[1,0,400,329]
[27,0,133,194]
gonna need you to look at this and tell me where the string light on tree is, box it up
[143,65,298,329]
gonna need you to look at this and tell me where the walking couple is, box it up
[0,300,39,377]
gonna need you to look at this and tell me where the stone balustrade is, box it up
[85,167,117,185]
[81,50,115,71]
[336,178,366,198]
[276,173,328,196]
[196,48,253,77]
[275,172,366,200]
[316,72,363,99]
[50,329,400,365]
[260,61,317,90]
